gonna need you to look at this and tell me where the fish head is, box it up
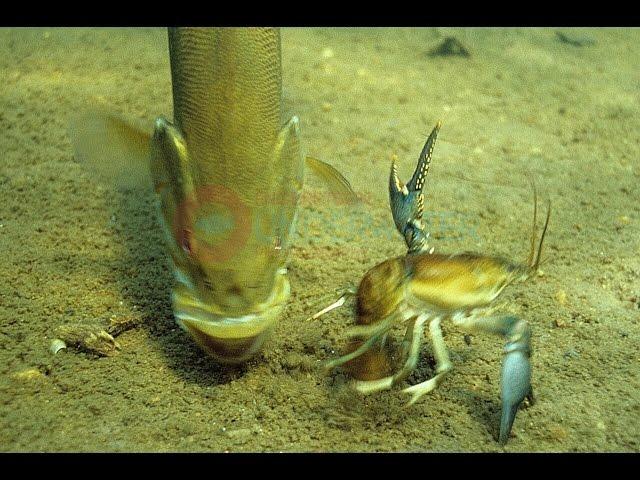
[151,116,302,363]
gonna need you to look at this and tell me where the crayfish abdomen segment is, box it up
[355,256,406,326]
[405,252,519,312]
[340,257,406,381]
[341,339,394,381]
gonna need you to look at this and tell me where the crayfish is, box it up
[312,122,550,445]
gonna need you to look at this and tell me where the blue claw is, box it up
[389,122,440,253]
[499,346,531,445]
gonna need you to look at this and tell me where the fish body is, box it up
[70,27,355,362]
[152,27,304,362]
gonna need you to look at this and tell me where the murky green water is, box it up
[1,28,638,451]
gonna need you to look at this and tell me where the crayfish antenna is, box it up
[306,288,356,321]
[533,199,551,272]
[525,178,551,273]
[526,179,538,268]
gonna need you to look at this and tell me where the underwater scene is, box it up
[0,27,638,452]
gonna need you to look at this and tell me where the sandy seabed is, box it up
[0,27,638,451]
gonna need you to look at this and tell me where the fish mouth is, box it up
[172,271,290,363]
[178,318,275,363]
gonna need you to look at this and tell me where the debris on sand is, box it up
[547,425,568,441]
[556,31,596,47]
[53,323,121,357]
[50,339,67,355]
[554,289,567,306]
[428,36,471,58]
[11,368,46,381]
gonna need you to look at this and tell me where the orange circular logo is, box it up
[173,184,251,264]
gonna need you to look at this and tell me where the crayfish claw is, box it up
[498,318,532,445]
[388,122,440,253]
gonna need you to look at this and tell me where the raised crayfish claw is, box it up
[388,122,440,254]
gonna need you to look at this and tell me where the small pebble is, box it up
[554,290,567,306]
[321,47,334,59]
[547,425,568,441]
[12,368,45,381]
[428,36,470,57]
[50,339,67,355]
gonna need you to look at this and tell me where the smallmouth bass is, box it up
[70,27,356,362]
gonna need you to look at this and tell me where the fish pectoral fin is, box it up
[265,115,305,252]
[150,117,195,200]
[270,116,305,207]
[68,109,153,190]
[274,115,305,192]
[150,117,197,243]
[305,156,360,205]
